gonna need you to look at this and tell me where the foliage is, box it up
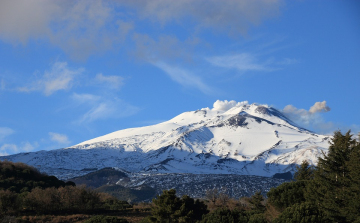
[306,130,358,222]
[267,181,307,211]
[0,185,132,215]
[247,191,266,214]
[274,202,325,223]
[294,160,314,181]
[149,189,208,223]
[248,213,267,223]
[0,190,21,215]
[346,140,360,222]
[200,208,248,223]
[83,215,130,223]
[268,130,360,223]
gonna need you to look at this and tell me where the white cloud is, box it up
[153,62,213,94]
[0,127,14,141]
[213,100,249,112]
[0,142,37,156]
[72,93,100,104]
[49,132,70,144]
[18,62,84,96]
[206,53,274,72]
[95,73,124,89]
[72,93,140,123]
[0,144,17,156]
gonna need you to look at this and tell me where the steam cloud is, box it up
[283,101,331,126]
[309,101,331,113]
[213,100,248,112]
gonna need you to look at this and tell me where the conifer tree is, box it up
[294,160,313,181]
[345,136,360,222]
[150,189,181,223]
[149,189,208,223]
[248,191,266,214]
[307,130,356,222]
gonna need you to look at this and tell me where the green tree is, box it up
[247,191,266,214]
[175,195,208,222]
[149,189,208,223]
[345,137,360,222]
[306,130,357,222]
[149,189,181,223]
[274,202,325,223]
[294,160,314,181]
[200,208,248,223]
[267,181,307,211]
[248,213,267,223]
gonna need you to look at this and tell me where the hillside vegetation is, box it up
[0,161,74,193]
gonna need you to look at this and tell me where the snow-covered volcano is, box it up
[0,101,330,179]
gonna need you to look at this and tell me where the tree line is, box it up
[0,160,132,222]
[143,130,360,222]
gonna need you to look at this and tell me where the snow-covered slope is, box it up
[0,101,330,179]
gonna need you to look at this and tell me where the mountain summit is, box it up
[0,100,330,179]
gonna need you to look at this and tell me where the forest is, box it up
[0,130,359,223]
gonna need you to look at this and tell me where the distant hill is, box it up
[69,167,127,188]
[0,160,74,193]
[69,167,156,202]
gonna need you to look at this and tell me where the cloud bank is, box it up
[0,0,132,60]
[0,0,282,60]
[124,0,282,35]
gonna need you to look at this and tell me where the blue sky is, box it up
[0,0,359,155]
